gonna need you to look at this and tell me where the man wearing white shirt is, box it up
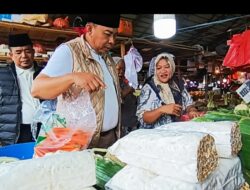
[32,15,121,148]
[0,33,42,145]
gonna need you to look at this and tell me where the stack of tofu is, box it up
[106,121,245,190]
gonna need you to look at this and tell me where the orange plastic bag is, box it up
[35,128,92,157]
[118,18,133,37]
[34,91,97,157]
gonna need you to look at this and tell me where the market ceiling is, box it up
[47,14,250,61]
[46,14,250,60]
[117,14,250,61]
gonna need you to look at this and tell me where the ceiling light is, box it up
[153,14,176,39]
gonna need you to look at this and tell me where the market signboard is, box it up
[236,80,250,103]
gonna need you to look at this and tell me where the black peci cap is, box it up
[8,33,33,47]
[85,14,120,28]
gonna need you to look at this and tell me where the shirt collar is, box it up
[81,35,111,65]
[85,41,104,60]
[15,65,34,76]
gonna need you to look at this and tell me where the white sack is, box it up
[108,129,218,183]
[106,157,244,190]
[147,157,244,190]
[105,165,156,190]
[158,121,242,158]
[0,150,96,190]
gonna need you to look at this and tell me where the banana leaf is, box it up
[239,118,250,135]
[204,111,242,121]
[242,168,250,184]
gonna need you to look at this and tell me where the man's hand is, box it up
[73,72,106,93]
[121,86,134,98]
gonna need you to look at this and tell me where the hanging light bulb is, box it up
[153,14,176,39]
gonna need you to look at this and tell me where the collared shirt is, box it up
[15,65,40,124]
[87,43,119,132]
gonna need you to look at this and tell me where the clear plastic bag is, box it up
[34,91,97,157]
[31,99,57,140]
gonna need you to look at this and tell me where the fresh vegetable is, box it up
[204,111,242,121]
[239,118,250,170]
[53,16,69,29]
[234,102,249,116]
[207,91,215,110]
[0,157,19,164]
[239,118,250,135]
[242,169,250,185]
[35,128,92,157]
[192,116,214,122]
[216,108,234,114]
[95,154,125,189]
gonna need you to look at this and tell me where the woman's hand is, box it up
[143,103,182,124]
[160,103,182,117]
[188,110,201,119]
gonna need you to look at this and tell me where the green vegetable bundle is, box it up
[203,111,242,122]
[239,118,250,170]
[94,150,125,190]
[234,103,250,117]
[242,168,250,184]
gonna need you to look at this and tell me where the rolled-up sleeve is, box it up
[136,84,162,127]
[182,87,194,111]
[137,85,151,120]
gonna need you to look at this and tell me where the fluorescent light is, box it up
[153,14,176,39]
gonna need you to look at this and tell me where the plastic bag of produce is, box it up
[234,102,250,116]
[34,91,97,157]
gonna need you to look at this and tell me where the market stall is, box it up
[0,14,250,190]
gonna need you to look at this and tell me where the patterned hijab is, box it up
[153,52,176,104]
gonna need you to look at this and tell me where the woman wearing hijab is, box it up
[137,52,200,129]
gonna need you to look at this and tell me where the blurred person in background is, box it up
[113,57,138,135]
[0,33,43,145]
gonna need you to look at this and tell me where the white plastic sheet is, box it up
[106,157,244,190]
[0,150,96,190]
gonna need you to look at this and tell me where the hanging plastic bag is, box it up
[34,91,97,157]
[223,29,250,68]
[242,30,250,66]
[124,46,143,89]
